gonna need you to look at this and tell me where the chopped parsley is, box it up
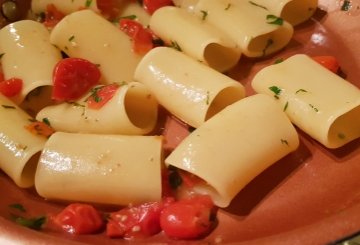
[119,15,137,20]
[200,10,208,20]
[269,86,282,99]
[341,0,351,11]
[338,133,346,139]
[68,35,75,42]
[274,58,284,64]
[1,104,16,109]
[295,89,308,94]
[12,215,46,230]
[170,40,182,51]
[206,91,210,105]
[85,0,92,8]
[309,104,319,112]
[225,3,232,10]
[281,139,289,146]
[262,38,274,56]
[249,1,268,10]
[266,15,284,25]
[9,203,26,212]
[87,86,105,103]
[283,101,289,111]
[42,118,51,126]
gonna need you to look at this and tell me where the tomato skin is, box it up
[160,195,217,239]
[87,84,120,109]
[119,19,154,55]
[106,198,175,239]
[53,203,104,235]
[312,56,340,73]
[143,0,173,15]
[25,121,55,138]
[97,0,120,20]
[43,4,65,28]
[52,58,101,102]
[0,78,23,97]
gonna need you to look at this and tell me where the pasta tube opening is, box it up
[280,0,318,26]
[124,83,158,129]
[203,43,241,72]
[18,152,41,188]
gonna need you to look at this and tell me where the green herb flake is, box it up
[274,58,284,64]
[1,104,16,109]
[9,203,26,212]
[12,215,46,230]
[206,91,210,105]
[42,118,51,126]
[269,86,282,99]
[262,38,274,56]
[309,104,319,112]
[170,40,182,52]
[119,15,137,20]
[283,101,289,111]
[341,0,351,11]
[68,35,75,42]
[281,139,289,146]
[85,0,92,8]
[338,133,346,139]
[200,10,208,20]
[225,3,232,10]
[249,1,268,10]
[295,89,308,94]
[266,14,284,25]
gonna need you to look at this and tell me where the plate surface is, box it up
[1,0,360,244]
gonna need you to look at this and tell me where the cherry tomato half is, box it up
[312,55,340,73]
[142,0,173,15]
[86,84,120,109]
[53,203,104,235]
[0,77,23,97]
[52,58,101,102]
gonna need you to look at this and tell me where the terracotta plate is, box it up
[1,0,360,244]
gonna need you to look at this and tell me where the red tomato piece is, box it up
[25,121,55,138]
[143,0,173,15]
[0,77,23,97]
[312,56,340,73]
[160,195,217,239]
[52,58,101,102]
[119,19,154,55]
[97,0,120,20]
[87,84,120,109]
[53,203,104,235]
[43,4,65,28]
[106,198,174,239]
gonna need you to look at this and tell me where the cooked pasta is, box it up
[36,82,158,135]
[134,46,245,128]
[31,0,99,15]
[0,94,46,188]
[0,20,62,104]
[150,6,241,72]
[50,9,142,85]
[35,132,163,205]
[165,94,299,207]
[252,54,360,148]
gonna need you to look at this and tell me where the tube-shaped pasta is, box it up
[31,0,99,15]
[252,54,360,148]
[0,20,62,104]
[0,94,46,188]
[193,0,294,57]
[36,82,158,135]
[134,47,245,128]
[166,94,299,207]
[35,132,163,205]
[248,0,318,26]
[172,0,199,12]
[50,9,141,84]
[150,6,241,72]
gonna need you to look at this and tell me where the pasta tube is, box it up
[193,0,294,57]
[0,20,62,104]
[150,6,241,72]
[248,0,318,26]
[36,82,158,135]
[134,47,245,128]
[165,94,299,207]
[50,9,141,84]
[35,132,163,205]
[0,94,46,188]
[252,54,360,148]
[31,0,99,15]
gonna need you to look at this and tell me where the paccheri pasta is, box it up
[1,0,357,241]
